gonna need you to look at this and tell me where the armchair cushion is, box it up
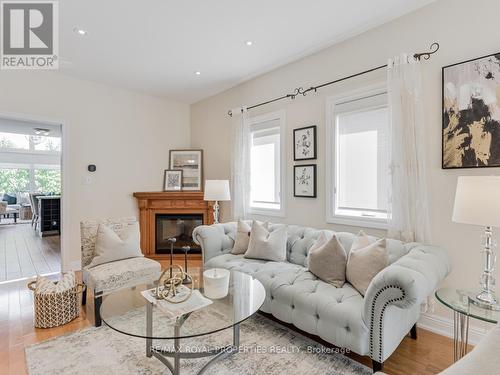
[83,257,160,294]
[88,222,142,268]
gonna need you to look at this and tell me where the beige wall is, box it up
[0,70,190,271]
[191,0,500,336]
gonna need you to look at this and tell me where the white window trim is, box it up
[325,84,388,230]
[246,110,286,218]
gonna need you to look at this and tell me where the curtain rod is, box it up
[228,42,440,117]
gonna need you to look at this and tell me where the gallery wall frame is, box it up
[293,125,317,161]
[293,164,317,198]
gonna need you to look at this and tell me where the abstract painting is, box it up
[169,149,203,190]
[443,53,500,168]
[294,164,316,198]
[294,125,317,161]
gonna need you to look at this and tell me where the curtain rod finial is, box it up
[414,42,440,61]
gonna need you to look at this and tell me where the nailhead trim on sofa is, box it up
[369,285,406,362]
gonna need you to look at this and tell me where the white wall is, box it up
[191,0,500,338]
[0,70,190,271]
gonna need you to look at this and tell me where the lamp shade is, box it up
[204,180,231,201]
[452,176,500,228]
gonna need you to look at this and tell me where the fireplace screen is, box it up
[155,214,203,254]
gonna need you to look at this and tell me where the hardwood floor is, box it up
[0,223,60,281]
[1,259,456,375]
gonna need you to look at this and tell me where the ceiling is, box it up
[60,0,436,103]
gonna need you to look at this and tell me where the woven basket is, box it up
[28,281,86,328]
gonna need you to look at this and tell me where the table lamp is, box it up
[204,180,231,224]
[452,176,500,310]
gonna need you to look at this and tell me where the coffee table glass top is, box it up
[435,287,500,324]
[100,268,266,340]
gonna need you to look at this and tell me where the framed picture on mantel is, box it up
[169,149,203,191]
[163,170,182,191]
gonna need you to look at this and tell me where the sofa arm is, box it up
[192,223,236,263]
[362,244,451,362]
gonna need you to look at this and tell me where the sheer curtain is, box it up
[386,54,431,244]
[230,107,250,220]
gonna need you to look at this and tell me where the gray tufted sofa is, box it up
[193,222,451,372]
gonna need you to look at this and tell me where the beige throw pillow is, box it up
[231,220,268,255]
[244,221,287,261]
[346,232,388,296]
[307,232,347,288]
[88,222,143,268]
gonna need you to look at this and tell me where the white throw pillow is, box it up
[88,222,143,268]
[346,231,388,296]
[308,232,347,288]
[244,221,287,262]
[231,220,269,255]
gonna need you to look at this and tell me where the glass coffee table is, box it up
[435,287,500,362]
[100,269,265,375]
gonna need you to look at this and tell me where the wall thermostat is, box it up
[88,164,96,172]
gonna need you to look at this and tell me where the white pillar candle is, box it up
[203,268,230,299]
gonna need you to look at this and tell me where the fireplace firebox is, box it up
[155,214,203,254]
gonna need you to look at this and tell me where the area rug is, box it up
[26,313,371,375]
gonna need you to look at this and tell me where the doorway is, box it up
[0,116,62,282]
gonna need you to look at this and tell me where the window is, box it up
[0,120,61,195]
[248,111,285,216]
[0,132,60,153]
[327,87,389,228]
[0,165,61,194]
[0,132,29,150]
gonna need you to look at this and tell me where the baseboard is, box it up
[418,312,489,345]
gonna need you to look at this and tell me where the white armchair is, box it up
[80,217,161,326]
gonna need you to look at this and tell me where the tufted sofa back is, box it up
[195,221,410,266]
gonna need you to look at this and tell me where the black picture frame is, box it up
[293,125,317,161]
[442,52,500,169]
[293,164,317,198]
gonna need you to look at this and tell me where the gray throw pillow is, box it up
[231,220,268,255]
[346,231,388,296]
[307,232,347,288]
[88,221,143,268]
[244,221,287,261]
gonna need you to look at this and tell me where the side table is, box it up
[435,287,500,361]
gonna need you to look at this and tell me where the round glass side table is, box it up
[435,287,500,362]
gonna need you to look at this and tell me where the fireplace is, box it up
[155,214,203,254]
[133,191,214,260]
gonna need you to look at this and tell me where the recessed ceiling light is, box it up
[73,27,88,36]
[195,71,201,76]
[34,128,50,136]
[245,40,253,46]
